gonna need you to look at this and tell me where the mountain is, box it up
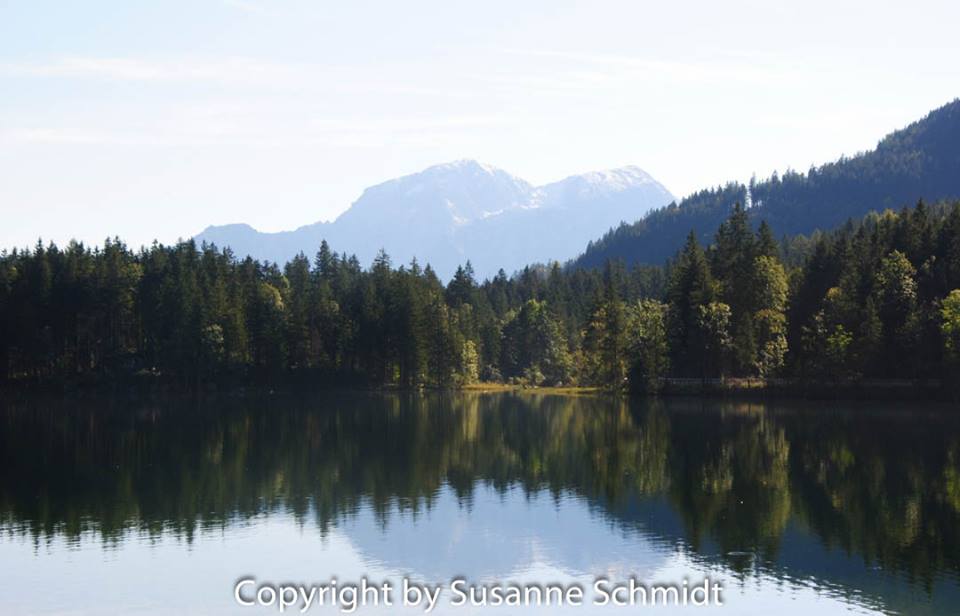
[194,160,674,279]
[575,98,960,269]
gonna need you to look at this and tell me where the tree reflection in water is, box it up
[1,392,959,595]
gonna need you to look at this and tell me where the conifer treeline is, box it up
[3,201,960,390]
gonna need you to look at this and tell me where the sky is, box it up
[2,0,959,250]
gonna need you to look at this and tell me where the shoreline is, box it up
[464,379,951,401]
[1,377,954,402]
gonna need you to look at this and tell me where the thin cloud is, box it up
[0,56,308,87]
[220,0,272,14]
[499,48,796,87]
[0,55,489,101]
[308,114,512,133]
[1,111,513,149]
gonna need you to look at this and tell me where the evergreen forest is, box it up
[4,200,960,393]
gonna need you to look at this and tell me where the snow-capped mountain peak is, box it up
[336,160,534,228]
[195,160,675,279]
[528,166,671,215]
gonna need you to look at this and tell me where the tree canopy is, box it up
[3,200,960,392]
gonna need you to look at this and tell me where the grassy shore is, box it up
[461,378,952,401]
[1,376,953,402]
[460,383,605,396]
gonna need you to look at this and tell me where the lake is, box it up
[2,392,959,615]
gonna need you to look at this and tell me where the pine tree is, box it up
[597,262,627,388]
[667,232,715,376]
[284,253,313,371]
[712,203,760,374]
[756,220,779,259]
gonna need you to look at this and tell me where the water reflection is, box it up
[1,392,959,614]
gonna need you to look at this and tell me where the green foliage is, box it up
[667,232,715,376]
[752,256,789,376]
[825,324,854,375]
[4,199,960,390]
[697,302,733,378]
[626,299,670,392]
[872,251,920,375]
[941,290,960,358]
[502,299,572,386]
[753,255,788,313]
[755,309,787,377]
[940,290,960,393]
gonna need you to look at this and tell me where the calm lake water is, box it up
[2,392,959,615]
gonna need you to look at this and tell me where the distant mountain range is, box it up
[198,100,960,278]
[574,98,960,269]
[195,160,675,279]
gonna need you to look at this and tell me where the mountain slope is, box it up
[575,98,960,269]
[195,160,674,279]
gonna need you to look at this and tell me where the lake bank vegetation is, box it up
[3,201,960,397]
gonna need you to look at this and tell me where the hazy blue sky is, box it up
[2,0,959,250]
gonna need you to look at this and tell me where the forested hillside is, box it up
[4,199,960,392]
[576,99,960,269]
